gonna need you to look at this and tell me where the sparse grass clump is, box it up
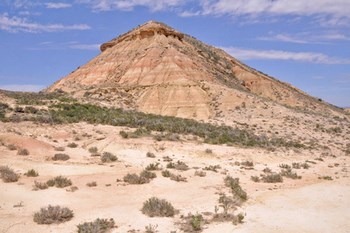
[17,148,29,156]
[54,146,65,151]
[141,197,175,217]
[194,170,206,177]
[145,163,161,171]
[261,173,283,183]
[0,166,19,182]
[280,168,301,179]
[166,160,189,171]
[224,176,247,202]
[7,144,17,150]
[67,142,78,148]
[170,173,187,182]
[101,152,117,163]
[251,176,260,182]
[46,176,72,188]
[319,176,333,180]
[86,181,97,187]
[241,161,254,167]
[25,169,39,177]
[33,181,48,190]
[52,153,70,161]
[162,170,171,177]
[123,170,156,184]
[33,205,74,224]
[203,165,221,172]
[88,147,98,154]
[77,218,115,233]
[146,152,155,158]
[292,162,310,169]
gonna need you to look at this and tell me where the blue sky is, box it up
[0,0,349,107]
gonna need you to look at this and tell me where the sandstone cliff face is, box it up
[46,21,339,119]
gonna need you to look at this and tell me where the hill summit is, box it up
[47,21,338,119]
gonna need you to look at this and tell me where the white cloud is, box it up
[69,43,100,50]
[0,13,90,33]
[77,0,184,11]
[221,47,350,64]
[0,84,45,92]
[45,3,72,9]
[258,32,350,44]
[199,0,350,17]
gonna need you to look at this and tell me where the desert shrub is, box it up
[146,152,155,158]
[319,176,333,180]
[162,170,171,177]
[205,148,213,154]
[145,163,161,171]
[33,205,74,224]
[88,147,98,154]
[0,166,19,182]
[67,142,78,148]
[86,181,97,187]
[190,214,204,231]
[119,130,128,138]
[241,161,254,167]
[280,169,301,179]
[25,169,39,177]
[145,224,158,233]
[140,170,157,179]
[17,148,29,156]
[166,161,189,171]
[46,176,72,188]
[261,173,283,183]
[194,170,206,177]
[263,167,272,173]
[7,144,17,150]
[203,165,221,172]
[224,176,247,202]
[33,181,49,190]
[292,162,310,169]
[141,197,175,217]
[77,218,115,233]
[162,156,172,162]
[52,153,70,161]
[123,170,156,185]
[251,176,260,182]
[54,146,65,151]
[170,173,187,182]
[279,164,291,169]
[101,152,117,163]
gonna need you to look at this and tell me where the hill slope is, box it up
[46,21,341,120]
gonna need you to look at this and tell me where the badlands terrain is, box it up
[1,21,350,233]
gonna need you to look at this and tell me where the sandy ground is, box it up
[0,121,349,233]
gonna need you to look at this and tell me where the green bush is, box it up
[33,205,74,224]
[141,197,175,217]
[77,218,115,233]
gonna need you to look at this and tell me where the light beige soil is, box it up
[0,122,349,233]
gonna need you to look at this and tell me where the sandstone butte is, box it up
[46,20,343,120]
